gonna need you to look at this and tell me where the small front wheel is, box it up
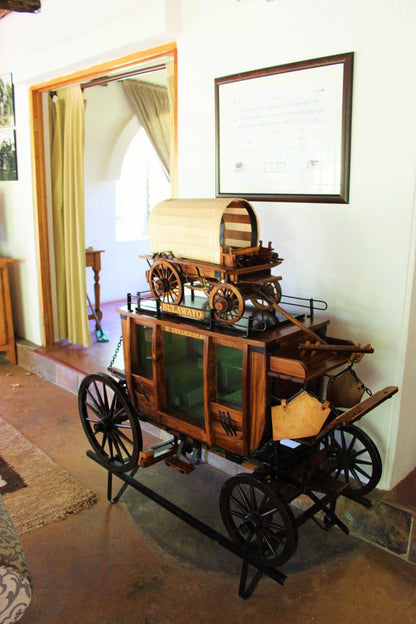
[209,283,245,324]
[78,373,142,473]
[148,260,183,305]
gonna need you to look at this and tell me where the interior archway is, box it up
[30,43,177,345]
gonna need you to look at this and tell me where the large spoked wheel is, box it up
[209,283,245,324]
[250,281,282,310]
[148,260,183,305]
[78,373,142,473]
[220,474,298,568]
[322,424,382,496]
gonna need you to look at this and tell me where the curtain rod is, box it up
[80,63,166,90]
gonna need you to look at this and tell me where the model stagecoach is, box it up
[78,198,398,597]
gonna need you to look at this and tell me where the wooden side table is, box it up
[0,258,17,364]
[86,249,104,323]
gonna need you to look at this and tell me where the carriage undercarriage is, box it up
[79,326,397,597]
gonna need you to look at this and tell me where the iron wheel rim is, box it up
[220,473,298,567]
[323,424,382,496]
[78,373,142,473]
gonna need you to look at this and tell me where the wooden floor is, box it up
[33,299,126,376]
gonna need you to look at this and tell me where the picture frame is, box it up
[0,73,15,128]
[215,52,354,203]
[0,128,18,181]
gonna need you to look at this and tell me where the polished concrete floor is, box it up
[2,305,416,623]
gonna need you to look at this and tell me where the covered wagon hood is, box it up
[147,198,259,264]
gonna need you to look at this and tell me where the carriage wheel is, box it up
[208,284,245,324]
[220,473,298,568]
[78,373,142,473]
[322,424,382,496]
[148,260,183,305]
[250,281,282,310]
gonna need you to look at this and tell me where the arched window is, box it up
[115,127,170,242]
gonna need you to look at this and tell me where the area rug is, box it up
[0,415,97,535]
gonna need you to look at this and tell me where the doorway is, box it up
[30,42,177,346]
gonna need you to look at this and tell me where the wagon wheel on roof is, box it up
[148,260,183,305]
[250,281,282,310]
[220,473,298,568]
[209,283,245,324]
[78,373,142,473]
[319,424,382,496]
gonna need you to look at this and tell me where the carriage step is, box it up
[139,444,177,468]
[165,456,195,474]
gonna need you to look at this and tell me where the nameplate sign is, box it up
[164,326,205,341]
[161,303,205,321]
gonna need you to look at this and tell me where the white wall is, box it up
[83,82,150,304]
[177,0,416,488]
[0,0,415,487]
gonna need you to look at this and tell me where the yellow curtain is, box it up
[49,85,91,347]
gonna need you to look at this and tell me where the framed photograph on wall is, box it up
[0,128,18,181]
[0,73,15,128]
[215,52,354,203]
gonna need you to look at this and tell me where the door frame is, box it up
[30,42,178,345]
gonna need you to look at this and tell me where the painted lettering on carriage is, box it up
[161,303,205,320]
[164,326,204,340]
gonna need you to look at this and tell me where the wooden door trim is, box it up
[30,42,178,345]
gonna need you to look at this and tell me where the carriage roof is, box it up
[147,198,259,264]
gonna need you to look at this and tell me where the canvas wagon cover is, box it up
[147,198,259,264]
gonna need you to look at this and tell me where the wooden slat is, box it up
[224,229,252,241]
[269,356,307,379]
[249,350,267,452]
[204,336,216,447]
[222,214,251,224]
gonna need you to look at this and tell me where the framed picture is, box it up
[0,129,18,181]
[215,52,354,203]
[0,73,15,128]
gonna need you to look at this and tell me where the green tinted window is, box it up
[136,325,153,378]
[163,331,205,424]
[216,344,243,409]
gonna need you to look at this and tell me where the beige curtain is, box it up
[49,85,91,347]
[165,59,176,197]
[122,79,171,178]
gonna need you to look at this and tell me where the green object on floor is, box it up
[87,293,110,342]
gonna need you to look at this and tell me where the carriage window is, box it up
[163,331,205,424]
[215,344,243,409]
[136,325,153,379]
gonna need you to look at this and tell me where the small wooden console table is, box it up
[0,257,17,364]
[86,248,104,323]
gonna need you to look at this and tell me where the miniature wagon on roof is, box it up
[141,198,283,324]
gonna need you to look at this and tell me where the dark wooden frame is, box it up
[215,52,354,204]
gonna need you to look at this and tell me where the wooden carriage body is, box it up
[119,303,396,462]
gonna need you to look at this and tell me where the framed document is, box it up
[215,52,354,203]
